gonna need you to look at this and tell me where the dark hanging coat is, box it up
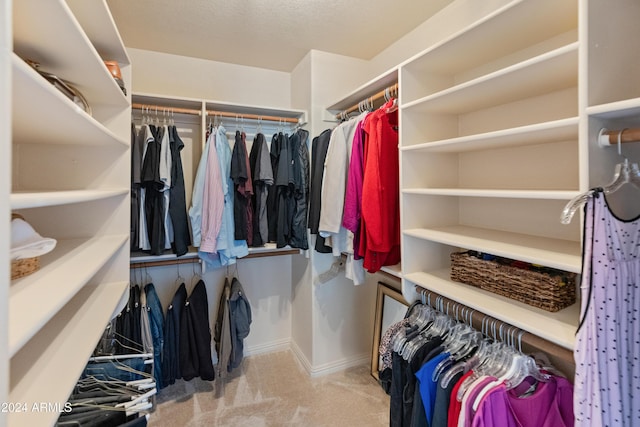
[168,125,191,256]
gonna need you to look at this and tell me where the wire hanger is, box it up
[561,128,640,224]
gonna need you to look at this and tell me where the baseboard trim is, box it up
[289,341,370,378]
[244,338,291,357]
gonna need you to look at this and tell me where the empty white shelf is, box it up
[9,280,129,427]
[404,270,579,349]
[403,225,582,273]
[10,189,128,210]
[401,117,579,153]
[9,235,128,356]
[402,188,580,200]
[403,43,578,114]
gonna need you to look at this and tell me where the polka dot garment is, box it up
[574,190,640,427]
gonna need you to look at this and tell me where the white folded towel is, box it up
[11,217,57,260]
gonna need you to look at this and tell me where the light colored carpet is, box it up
[148,350,390,426]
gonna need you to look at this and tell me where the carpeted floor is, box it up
[148,350,390,426]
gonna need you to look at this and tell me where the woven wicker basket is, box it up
[450,251,576,312]
[11,213,41,280]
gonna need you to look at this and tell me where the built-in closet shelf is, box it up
[9,235,128,357]
[12,54,128,147]
[401,118,579,153]
[402,189,580,200]
[399,0,576,103]
[12,0,129,110]
[380,263,402,279]
[9,280,128,427]
[130,243,301,264]
[401,43,578,115]
[10,189,128,210]
[403,270,579,349]
[65,0,131,66]
[403,226,581,273]
[586,98,640,119]
[326,67,398,112]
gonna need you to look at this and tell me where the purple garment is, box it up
[574,191,640,427]
[471,376,574,427]
[342,119,366,258]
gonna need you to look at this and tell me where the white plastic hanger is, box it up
[561,128,640,224]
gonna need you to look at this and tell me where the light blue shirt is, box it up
[188,130,212,247]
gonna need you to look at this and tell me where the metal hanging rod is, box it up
[414,285,573,364]
[335,83,398,120]
[131,102,301,124]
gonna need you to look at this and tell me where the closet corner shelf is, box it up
[10,188,128,210]
[586,98,640,119]
[8,280,129,427]
[9,234,128,357]
[401,188,580,200]
[403,270,578,350]
[326,67,398,112]
[12,54,128,147]
[401,44,577,115]
[13,0,129,109]
[403,226,582,273]
[400,117,579,153]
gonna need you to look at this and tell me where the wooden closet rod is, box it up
[131,102,300,124]
[129,248,301,269]
[599,127,640,146]
[414,285,573,365]
[336,83,398,119]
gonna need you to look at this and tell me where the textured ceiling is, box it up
[107,0,453,72]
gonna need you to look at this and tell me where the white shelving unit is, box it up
[399,0,581,351]
[6,0,131,425]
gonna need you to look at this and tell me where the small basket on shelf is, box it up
[450,251,576,312]
[11,213,56,280]
[11,214,40,279]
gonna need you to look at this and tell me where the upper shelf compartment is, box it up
[11,54,128,147]
[65,0,131,67]
[400,0,578,105]
[12,0,128,118]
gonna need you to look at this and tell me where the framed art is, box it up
[371,281,408,380]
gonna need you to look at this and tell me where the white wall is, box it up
[132,255,294,360]
[128,47,291,107]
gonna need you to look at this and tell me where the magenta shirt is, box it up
[342,119,366,258]
[471,376,574,427]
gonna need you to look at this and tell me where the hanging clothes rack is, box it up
[598,126,640,146]
[131,102,301,124]
[335,83,398,120]
[413,285,573,366]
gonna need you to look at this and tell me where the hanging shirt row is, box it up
[130,117,311,267]
[380,303,574,427]
[191,125,310,268]
[309,98,400,284]
[131,121,191,257]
